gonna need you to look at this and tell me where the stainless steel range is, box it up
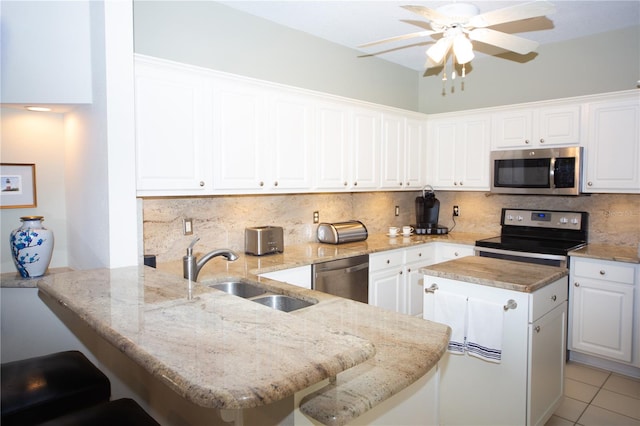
[475,208,589,268]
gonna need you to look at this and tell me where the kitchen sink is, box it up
[250,295,315,312]
[210,281,268,298]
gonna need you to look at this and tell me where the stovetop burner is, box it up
[475,208,588,256]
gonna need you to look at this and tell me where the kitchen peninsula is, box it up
[35,234,456,426]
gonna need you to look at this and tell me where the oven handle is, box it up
[473,246,567,262]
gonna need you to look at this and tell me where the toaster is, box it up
[245,226,284,256]
[316,221,368,244]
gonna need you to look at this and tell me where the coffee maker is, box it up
[414,185,448,235]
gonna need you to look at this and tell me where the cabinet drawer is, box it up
[439,244,474,261]
[573,258,635,284]
[370,250,404,272]
[405,244,436,264]
[530,278,568,322]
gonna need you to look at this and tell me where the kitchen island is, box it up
[36,261,450,425]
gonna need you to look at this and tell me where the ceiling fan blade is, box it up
[426,36,453,64]
[402,5,456,26]
[358,30,436,48]
[468,1,556,28]
[469,28,539,55]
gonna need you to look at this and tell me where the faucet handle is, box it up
[186,236,200,255]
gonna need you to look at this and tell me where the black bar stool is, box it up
[1,351,111,426]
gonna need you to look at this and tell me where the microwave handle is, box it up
[549,157,556,188]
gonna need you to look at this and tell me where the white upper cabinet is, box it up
[212,78,268,192]
[492,104,581,149]
[135,58,211,195]
[428,114,491,190]
[267,91,315,191]
[583,93,640,193]
[350,108,382,190]
[314,101,352,191]
[380,114,426,190]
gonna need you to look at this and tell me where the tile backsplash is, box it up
[142,192,640,262]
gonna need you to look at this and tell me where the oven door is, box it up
[474,246,567,268]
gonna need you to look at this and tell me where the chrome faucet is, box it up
[183,237,239,282]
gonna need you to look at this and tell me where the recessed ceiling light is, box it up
[25,106,52,112]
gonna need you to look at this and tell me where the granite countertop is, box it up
[35,232,457,426]
[420,256,569,292]
[569,244,640,264]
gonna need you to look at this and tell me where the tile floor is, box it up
[546,361,640,426]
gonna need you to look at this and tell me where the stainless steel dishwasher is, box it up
[312,254,369,303]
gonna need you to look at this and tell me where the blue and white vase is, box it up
[10,216,54,278]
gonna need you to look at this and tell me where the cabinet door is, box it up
[584,97,640,193]
[428,119,457,188]
[570,278,634,362]
[212,79,267,191]
[135,60,210,194]
[492,109,533,149]
[314,102,350,190]
[458,115,490,190]
[268,92,315,191]
[528,302,566,426]
[351,108,381,189]
[538,105,581,147]
[370,269,404,312]
[404,118,426,189]
[380,114,405,189]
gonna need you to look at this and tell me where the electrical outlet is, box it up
[395,205,400,216]
[313,211,319,224]
[453,206,460,217]
[183,218,193,235]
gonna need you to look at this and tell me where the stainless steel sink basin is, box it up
[210,281,268,298]
[251,295,315,312]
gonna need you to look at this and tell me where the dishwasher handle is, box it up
[315,262,369,276]
[344,263,369,274]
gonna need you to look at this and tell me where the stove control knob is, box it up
[570,217,580,225]
[506,214,514,221]
[560,217,569,224]
[516,215,524,221]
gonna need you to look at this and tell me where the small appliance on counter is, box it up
[317,220,368,244]
[414,185,448,235]
[244,226,284,256]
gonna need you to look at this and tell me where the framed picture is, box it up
[1,163,37,209]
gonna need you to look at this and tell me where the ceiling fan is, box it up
[360,1,556,70]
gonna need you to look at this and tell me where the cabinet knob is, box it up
[540,138,545,144]
[418,253,422,257]
[407,268,411,273]
[274,181,278,187]
[574,282,580,287]
[587,181,593,186]
[459,181,463,186]
[400,271,403,275]
[454,182,458,186]
[354,182,358,186]
[525,140,530,144]
[399,182,403,186]
[406,182,410,186]
[199,181,205,187]
[535,325,541,333]
[386,259,390,264]
[259,181,264,187]
[454,252,459,256]
[599,270,606,275]
[344,182,348,186]
[551,295,557,301]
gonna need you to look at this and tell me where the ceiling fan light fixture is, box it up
[453,34,474,64]
[426,36,453,64]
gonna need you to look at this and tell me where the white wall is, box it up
[0,0,92,104]
[418,26,640,114]
[133,0,420,111]
[0,108,69,273]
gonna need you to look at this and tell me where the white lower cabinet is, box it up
[423,276,567,426]
[569,257,639,366]
[369,244,437,315]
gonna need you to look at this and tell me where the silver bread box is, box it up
[245,226,284,256]
[317,221,368,244]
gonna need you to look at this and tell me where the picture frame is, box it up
[1,163,37,209]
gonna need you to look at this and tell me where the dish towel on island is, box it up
[466,297,504,363]
[434,291,468,354]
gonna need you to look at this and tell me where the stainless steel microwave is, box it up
[490,147,583,195]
